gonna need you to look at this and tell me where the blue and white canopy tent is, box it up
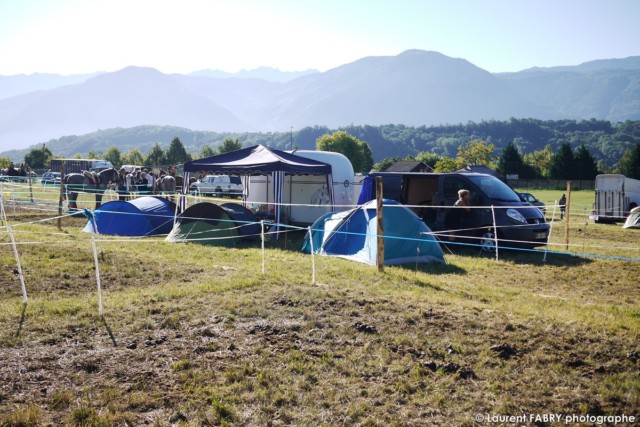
[181,145,334,235]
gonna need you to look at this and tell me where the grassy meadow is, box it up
[0,183,639,426]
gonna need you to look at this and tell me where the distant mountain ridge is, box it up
[188,67,319,82]
[1,50,639,152]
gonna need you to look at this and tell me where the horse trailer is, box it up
[51,158,114,174]
[594,174,640,223]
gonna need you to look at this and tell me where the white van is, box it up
[247,150,356,225]
[190,175,243,196]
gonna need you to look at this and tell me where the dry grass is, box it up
[0,193,639,426]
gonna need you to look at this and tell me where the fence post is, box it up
[58,162,65,230]
[491,205,499,262]
[261,220,265,274]
[8,225,28,306]
[543,201,558,263]
[308,226,316,284]
[564,181,572,251]
[28,166,34,204]
[0,195,7,227]
[376,177,384,273]
[8,225,28,337]
[91,236,103,316]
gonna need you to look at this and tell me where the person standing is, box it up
[559,194,567,220]
[144,168,155,194]
[445,189,472,241]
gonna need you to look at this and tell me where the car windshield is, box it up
[467,175,521,202]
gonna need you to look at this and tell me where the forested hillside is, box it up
[3,119,640,171]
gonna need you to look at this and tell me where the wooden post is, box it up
[564,181,572,250]
[376,176,384,272]
[27,165,33,203]
[58,162,65,230]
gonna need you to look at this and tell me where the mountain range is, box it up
[1,49,639,153]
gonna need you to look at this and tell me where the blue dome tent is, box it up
[83,196,176,236]
[303,200,444,266]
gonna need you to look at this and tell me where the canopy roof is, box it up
[183,144,332,175]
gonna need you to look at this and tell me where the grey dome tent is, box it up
[166,202,260,246]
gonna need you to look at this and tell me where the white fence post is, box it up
[8,226,28,305]
[0,195,7,227]
[261,220,265,274]
[307,226,316,284]
[543,201,558,263]
[491,205,499,262]
[91,236,103,316]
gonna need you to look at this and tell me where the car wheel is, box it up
[478,229,498,252]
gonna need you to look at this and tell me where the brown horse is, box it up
[64,168,119,211]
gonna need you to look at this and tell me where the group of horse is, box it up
[63,168,187,211]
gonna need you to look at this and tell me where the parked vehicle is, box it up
[364,172,550,250]
[119,164,144,173]
[517,192,546,214]
[50,159,114,174]
[247,150,356,225]
[190,175,242,196]
[41,171,62,185]
[594,174,640,223]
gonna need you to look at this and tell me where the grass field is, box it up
[0,184,639,426]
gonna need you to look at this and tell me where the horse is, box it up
[64,168,119,211]
[156,174,195,197]
[156,175,177,202]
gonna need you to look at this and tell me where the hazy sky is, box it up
[1,0,639,76]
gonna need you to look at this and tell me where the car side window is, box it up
[443,177,470,201]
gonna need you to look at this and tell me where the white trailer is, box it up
[594,174,640,223]
[247,150,356,225]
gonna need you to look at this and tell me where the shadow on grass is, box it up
[244,226,594,270]
[441,240,593,267]
[406,261,466,276]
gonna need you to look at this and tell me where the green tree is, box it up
[24,145,53,169]
[415,152,442,169]
[0,156,12,169]
[434,157,461,172]
[165,137,191,165]
[573,144,600,180]
[456,140,495,167]
[104,146,122,169]
[144,143,166,166]
[548,142,574,179]
[617,143,640,179]
[523,145,553,178]
[87,150,102,159]
[497,142,523,176]
[199,144,216,158]
[218,138,242,154]
[122,148,144,166]
[316,131,373,174]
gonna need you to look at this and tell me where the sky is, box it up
[0,0,639,76]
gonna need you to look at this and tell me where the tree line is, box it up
[3,119,640,179]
